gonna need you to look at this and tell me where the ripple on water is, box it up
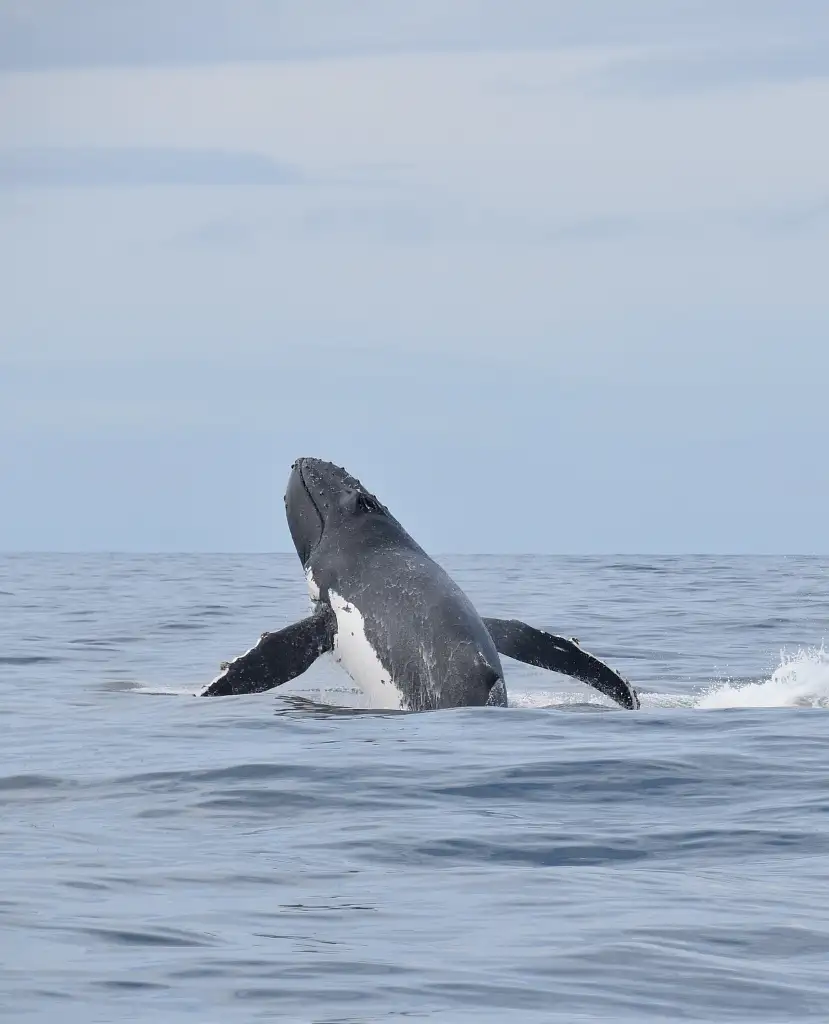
[0,654,63,665]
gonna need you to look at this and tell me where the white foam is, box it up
[697,645,829,709]
[133,683,204,696]
[507,684,697,710]
[508,689,619,709]
[508,646,829,711]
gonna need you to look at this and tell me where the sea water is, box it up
[1,554,828,1022]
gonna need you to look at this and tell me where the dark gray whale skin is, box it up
[201,458,640,711]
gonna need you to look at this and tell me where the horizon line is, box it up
[0,551,821,558]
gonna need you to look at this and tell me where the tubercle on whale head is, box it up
[285,457,390,566]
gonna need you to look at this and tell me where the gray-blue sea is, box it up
[2,554,828,1023]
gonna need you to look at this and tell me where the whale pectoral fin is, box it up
[199,609,335,696]
[481,618,640,710]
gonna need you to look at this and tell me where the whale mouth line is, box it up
[298,460,326,540]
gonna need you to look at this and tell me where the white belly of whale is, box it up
[329,590,404,710]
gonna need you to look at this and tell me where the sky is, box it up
[1,1,828,553]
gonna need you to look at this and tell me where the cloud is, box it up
[4,52,828,231]
[176,216,262,249]
[1,1,827,71]
[753,197,829,234]
[298,200,645,246]
[0,147,299,187]
[1,45,826,374]
[595,40,829,96]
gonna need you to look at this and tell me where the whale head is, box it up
[285,457,389,566]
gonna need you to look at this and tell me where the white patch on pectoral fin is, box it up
[305,567,321,602]
[328,589,404,710]
[196,638,259,695]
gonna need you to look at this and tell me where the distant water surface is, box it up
[1,554,828,1022]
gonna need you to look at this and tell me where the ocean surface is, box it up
[2,553,828,1023]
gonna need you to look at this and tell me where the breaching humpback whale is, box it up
[200,458,640,710]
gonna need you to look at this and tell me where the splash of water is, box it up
[507,690,621,710]
[508,646,829,711]
[696,645,829,709]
